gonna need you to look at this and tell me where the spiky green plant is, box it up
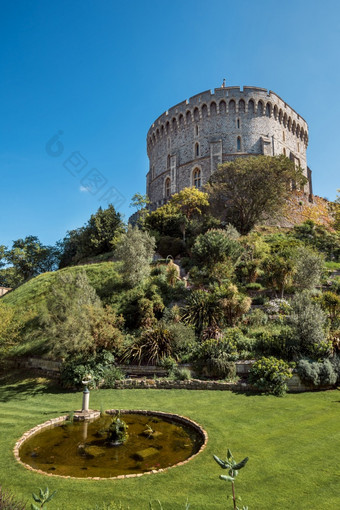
[213,449,249,510]
[31,487,57,510]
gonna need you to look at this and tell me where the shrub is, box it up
[193,337,238,379]
[159,356,178,375]
[181,290,222,336]
[218,284,252,327]
[60,350,116,389]
[265,298,291,316]
[244,308,268,327]
[297,359,337,387]
[223,328,255,359]
[204,356,236,379]
[191,229,243,268]
[319,291,340,322]
[37,270,101,358]
[245,282,264,291]
[293,246,324,291]
[331,354,340,383]
[101,366,124,388]
[114,226,156,287]
[121,324,175,365]
[288,291,329,359]
[251,296,267,305]
[250,325,295,360]
[249,356,293,396]
[170,367,192,381]
[157,236,186,258]
[164,322,197,362]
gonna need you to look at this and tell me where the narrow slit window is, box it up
[237,136,241,152]
[195,142,200,157]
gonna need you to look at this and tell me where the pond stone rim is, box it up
[13,409,208,480]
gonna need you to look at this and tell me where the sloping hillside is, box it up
[2,261,122,309]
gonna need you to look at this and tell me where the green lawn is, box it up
[0,372,339,510]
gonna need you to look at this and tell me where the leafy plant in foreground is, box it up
[31,487,56,510]
[213,449,249,510]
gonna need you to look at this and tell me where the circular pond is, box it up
[16,410,207,479]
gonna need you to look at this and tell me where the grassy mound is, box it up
[2,261,123,309]
[1,262,123,358]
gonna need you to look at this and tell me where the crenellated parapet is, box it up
[146,85,311,208]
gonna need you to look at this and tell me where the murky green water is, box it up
[19,413,204,478]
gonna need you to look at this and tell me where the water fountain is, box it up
[13,387,207,479]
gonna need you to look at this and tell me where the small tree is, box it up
[114,226,156,287]
[288,291,329,358]
[181,290,222,336]
[293,246,324,291]
[192,229,243,269]
[207,155,307,234]
[38,271,101,358]
[130,192,151,228]
[170,187,209,241]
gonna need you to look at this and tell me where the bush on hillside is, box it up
[193,337,238,379]
[37,270,102,358]
[114,226,156,287]
[249,356,293,396]
[121,324,175,365]
[288,291,330,359]
[297,358,337,387]
[60,350,121,389]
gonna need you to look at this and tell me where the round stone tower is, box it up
[146,85,311,208]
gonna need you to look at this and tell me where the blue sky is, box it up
[1,0,339,248]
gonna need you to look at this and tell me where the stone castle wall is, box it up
[146,86,310,208]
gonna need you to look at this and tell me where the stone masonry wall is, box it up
[146,86,310,208]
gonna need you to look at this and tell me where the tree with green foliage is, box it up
[1,236,59,287]
[293,246,324,291]
[170,187,209,240]
[192,229,243,270]
[58,204,123,267]
[263,236,300,297]
[207,155,307,234]
[38,271,101,358]
[129,192,151,228]
[181,289,222,336]
[237,232,270,283]
[288,291,330,359]
[145,201,184,239]
[114,226,155,287]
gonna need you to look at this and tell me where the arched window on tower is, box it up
[193,168,201,189]
[237,136,241,152]
[165,177,171,198]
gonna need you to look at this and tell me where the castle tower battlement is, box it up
[146,86,310,208]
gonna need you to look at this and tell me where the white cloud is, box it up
[80,185,89,192]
